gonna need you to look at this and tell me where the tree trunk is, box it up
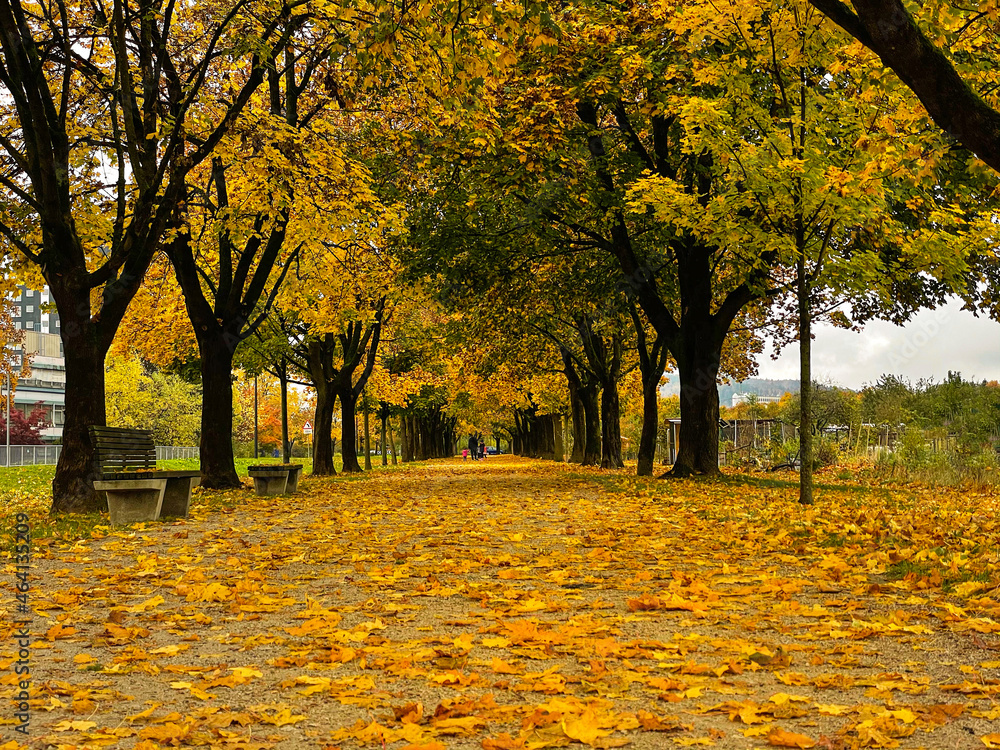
[630,304,670,478]
[637,378,659,477]
[798,251,814,505]
[380,413,388,466]
[388,418,398,464]
[51,328,106,512]
[363,398,372,471]
[538,414,556,460]
[554,415,564,462]
[339,385,362,472]
[400,415,412,462]
[580,383,601,466]
[570,386,585,463]
[670,346,721,477]
[312,385,336,475]
[600,383,624,469]
[197,333,241,488]
[417,416,431,460]
[279,362,290,463]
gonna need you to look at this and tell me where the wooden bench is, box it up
[247,464,303,496]
[90,427,200,525]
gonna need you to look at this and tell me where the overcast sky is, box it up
[754,300,1000,389]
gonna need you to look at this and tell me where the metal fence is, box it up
[155,446,200,461]
[0,444,199,466]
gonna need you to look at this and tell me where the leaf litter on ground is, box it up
[1,456,1000,749]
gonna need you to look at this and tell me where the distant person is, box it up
[468,434,479,461]
[479,440,486,460]
[462,449,469,460]
[273,447,280,459]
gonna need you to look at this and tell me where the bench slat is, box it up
[90,426,160,477]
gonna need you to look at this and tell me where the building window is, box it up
[53,405,65,425]
[26,321,33,329]
[25,290,32,297]
[25,305,32,313]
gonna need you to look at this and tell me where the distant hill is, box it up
[660,377,799,404]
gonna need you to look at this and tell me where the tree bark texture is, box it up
[631,305,670,477]
[196,332,242,488]
[339,391,361,473]
[600,385,623,469]
[562,347,597,465]
[809,0,1000,175]
[670,341,722,477]
[52,321,106,512]
[798,247,814,504]
[279,359,290,463]
[637,379,660,477]
[580,383,601,466]
[304,339,338,476]
[380,409,388,466]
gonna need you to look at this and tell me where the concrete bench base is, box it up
[161,476,200,517]
[285,465,303,493]
[250,472,288,496]
[248,464,304,496]
[96,471,200,525]
[95,479,167,525]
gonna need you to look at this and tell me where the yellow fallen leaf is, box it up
[259,708,307,726]
[769,693,809,705]
[431,715,484,735]
[129,595,165,612]
[46,623,77,641]
[814,703,853,716]
[562,708,612,744]
[767,727,816,748]
[138,723,190,742]
[149,644,189,656]
[231,666,263,679]
[982,735,1000,749]
[482,735,526,750]
[126,704,161,722]
[52,720,98,732]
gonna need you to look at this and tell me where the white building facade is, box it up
[10,287,65,441]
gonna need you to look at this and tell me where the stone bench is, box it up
[247,464,303,496]
[90,427,200,525]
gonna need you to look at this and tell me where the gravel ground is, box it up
[1,457,999,750]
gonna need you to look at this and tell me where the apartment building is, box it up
[9,286,65,441]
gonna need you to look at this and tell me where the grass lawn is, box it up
[5,456,1000,749]
[0,454,404,543]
